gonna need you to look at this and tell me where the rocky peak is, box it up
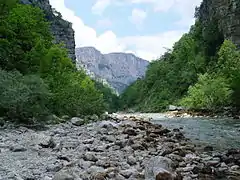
[20,0,76,63]
[76,47,149,93]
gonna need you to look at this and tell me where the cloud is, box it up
[49,0,194,61]
[120,30,184,60]
[49,0,123,53]
[129,8,147,26]
[92,0,112,15]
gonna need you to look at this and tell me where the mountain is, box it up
[76,47,149,93]
[20,0,76,62]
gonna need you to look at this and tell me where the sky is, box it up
[49,0,202,61]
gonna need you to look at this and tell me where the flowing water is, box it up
[116,113,240,151]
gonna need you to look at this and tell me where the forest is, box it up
[0,0,118,123]
[120,6,240,113]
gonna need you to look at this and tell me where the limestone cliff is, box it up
[20,0,76,62]
[199,0,240,46]
[76,47,149,93]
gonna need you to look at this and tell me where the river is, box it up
[114,113,240,151]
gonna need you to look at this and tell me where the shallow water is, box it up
[117,113,240,150]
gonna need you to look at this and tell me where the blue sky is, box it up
[49,0,202,60]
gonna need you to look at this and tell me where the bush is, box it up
[0,69,50,122]
[180,73,232,110]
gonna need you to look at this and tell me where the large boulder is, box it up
[145,156,177,180]
[71,117,85,126]
[168,105,184,111]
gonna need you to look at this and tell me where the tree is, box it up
[0,3,53,73]
[180,73,232,110]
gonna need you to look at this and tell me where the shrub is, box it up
[180,73,232,110]
[0,69,50,122]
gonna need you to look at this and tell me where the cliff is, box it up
[20,0,76,62]
[199,0,240,46]
[76,47,149,93]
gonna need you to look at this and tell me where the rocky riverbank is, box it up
[0,115,239,180]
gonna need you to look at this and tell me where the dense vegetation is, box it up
[0,0,117,123]
[120,7,240,113]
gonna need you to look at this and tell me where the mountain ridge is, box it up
[76,47,149,93]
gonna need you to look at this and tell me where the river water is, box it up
[115,113,240,151]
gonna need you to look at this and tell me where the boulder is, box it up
[53,171,74,180]
[169,105,184,111]
[145,156,176,180]
[71,117,85,126]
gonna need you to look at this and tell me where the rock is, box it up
[53,171,74,180]
[204,145,214,152]
[145,156,176,180]
[90,114,99,122]
[123,128,138,136]
[231,165,240,171]
[39,136,56,149]
[99,120,118,129]
[168,105,184,111]
[206,160,220,166]
[131,143,145,150]
[78,159,92,169]
[127,155,137,165]
[46,163,63,172]
[10,146,27,152]
[71,117,85,126]
[120,170,133,178]
[83,152,98,162]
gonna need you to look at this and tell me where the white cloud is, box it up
[120,30,184,60]
[49,0,194,61]
[92,0,112,15]
[129,8,147,26]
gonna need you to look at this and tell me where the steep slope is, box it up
[20,0,76,62]
[198,0,240,46]
[76,47,149,93]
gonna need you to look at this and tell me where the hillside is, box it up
[120,0,240,113]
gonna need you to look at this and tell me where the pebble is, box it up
[0,117,239,180]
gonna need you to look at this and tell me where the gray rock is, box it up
[99,120,118,129]
[127,155,137,166]
[10,146,27,152]
[231,165,239,171]
[120,170,133,178]
[145,156,176,180]
[53,171,74,180]
[71,117,85,126]
[168,105,184,111]
[83,152,98,162]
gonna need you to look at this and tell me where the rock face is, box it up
[20,0,76,63]
[199,0,240,46]
[76,47,149,93]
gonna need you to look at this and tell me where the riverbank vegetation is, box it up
[0,0,118,123]
[120,6,240,114]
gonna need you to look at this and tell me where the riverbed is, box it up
[115,113,240,151]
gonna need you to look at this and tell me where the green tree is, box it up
[0,69,50,122]
[0,3,53,73]
[180,73,232,110]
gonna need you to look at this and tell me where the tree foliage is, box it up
[0,0,109,122]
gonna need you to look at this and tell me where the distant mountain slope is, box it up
[75,47,149,93]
